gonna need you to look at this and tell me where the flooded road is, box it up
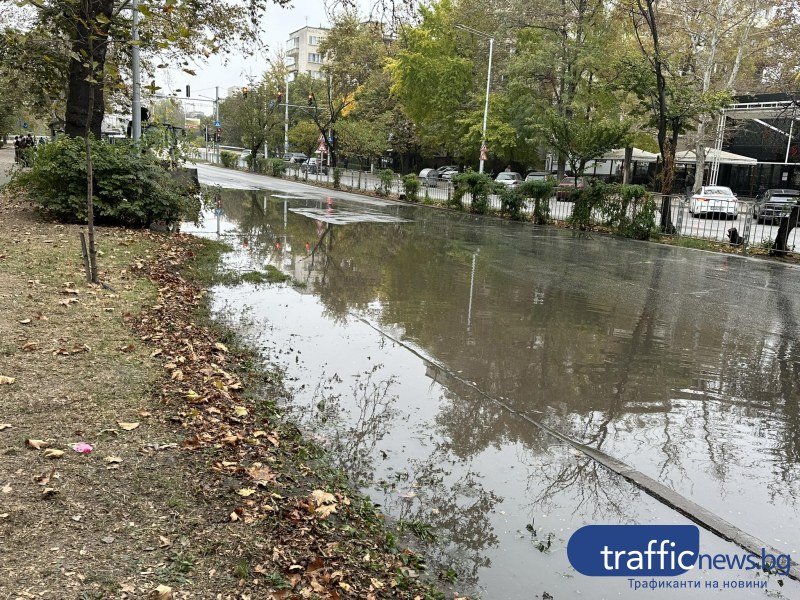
[186,186,800,599]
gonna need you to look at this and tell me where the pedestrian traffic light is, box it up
[308,93,315,106]
[242,87,249,99]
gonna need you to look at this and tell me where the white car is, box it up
[689,186,738,218]
[495,172,522,188]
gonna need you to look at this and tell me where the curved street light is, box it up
[455,23,494,174]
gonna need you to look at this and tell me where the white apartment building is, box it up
[286,26,329,80]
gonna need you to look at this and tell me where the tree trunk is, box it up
[771,205,800,256]
[64,0,113,138]
[623,146,633,184]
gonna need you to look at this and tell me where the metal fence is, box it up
[237,164,800,253]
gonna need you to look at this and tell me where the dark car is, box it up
[283,152,308,164]
[300,157,328,175]
[555,177,588,201]
[752,189,800,224]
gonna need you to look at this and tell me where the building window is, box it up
[286,37,299,50]
[309,35,324,45]
[308,53,322,64]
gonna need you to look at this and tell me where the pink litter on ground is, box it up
[72,442,93,453]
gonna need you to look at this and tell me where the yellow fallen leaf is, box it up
[0,376,15,385]
[214,342,228,352]
[233,406,248,418]
[26,439,48,450]
[117,422,140,431]
[339,582,352,592]
[43,449,64,459]
[154,584,173,599]
[315,504,337,518]
[237,488,256,497]
[310,489,336,506]
[370,577,384,589]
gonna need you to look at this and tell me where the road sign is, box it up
[22,122,29,129]
[480,142,488,161]
[214,120,221,128]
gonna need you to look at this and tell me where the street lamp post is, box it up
[455,23,494,174]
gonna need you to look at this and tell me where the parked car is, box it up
[283,152,308,164]
[495,172,523,188]
[440,167,460,180]
[752,189,800,223]
[418,168,439,187]
[436,165,458,176]
[555,177,588,200]
[300,157,328,175]
[689,186,738,218]
[525,171,551,182]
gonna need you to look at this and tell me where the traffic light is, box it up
[242,86,249,99]
[186,85,190,98]
[308,93,315,106]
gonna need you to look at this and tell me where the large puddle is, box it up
[185,188,800,599]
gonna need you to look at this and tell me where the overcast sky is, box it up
[160,0,371,112]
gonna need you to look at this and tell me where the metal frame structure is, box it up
[710,100,799,184]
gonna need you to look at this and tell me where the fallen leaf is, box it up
[0,376,15,385]
[237,488,256,497]
[2,483,12,494]
[316,504,337,518]
[19,318,31,324]
[26,439,48,450]
[21,342,38,352]
[118,422,140,431]
[43,449,65,459]
[104,456,122,464]
[101,536,115,544]
[154,584,173,599]
[62,288,79,295]
[233,405,248,418]
[0,424,11,431]
[119,344,136,353]
[339,582,352,592]
[310,490,337,506]
[229,511,239,522]
[248,465,277,485]
[42,487,58,498]
[370,578,384,589]
[159,535,172,548]
[214,342,228,352]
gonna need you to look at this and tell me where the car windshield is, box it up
[768,195,797,202]
[498,173,519,180]
[703,187,733,196]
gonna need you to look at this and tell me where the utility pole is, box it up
[215,86,219,164]
[131,0,141,141]
[284,76,289,155]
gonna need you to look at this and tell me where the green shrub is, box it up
[402,174,420,202]
[520,180,553,224]
[10,136,201,227]
[452,170,493,213]
[498,185,526,220]
[220,150,237,168]
[267,158,286,177]
[333,167,342,189]
[376,168,394,196]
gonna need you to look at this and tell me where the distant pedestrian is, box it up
[13,136,20,163]
[505,165,511,172]
[343,156,349,170]
[685,170,695,198]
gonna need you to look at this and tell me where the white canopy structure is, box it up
[601,147,659,163]
[673,147,757,166]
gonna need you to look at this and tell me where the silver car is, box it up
[495,172,522,188]
[752,189,799,224]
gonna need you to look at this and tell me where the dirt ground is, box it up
[0,148,453,600]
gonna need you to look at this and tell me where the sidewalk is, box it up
[0,145,15,186]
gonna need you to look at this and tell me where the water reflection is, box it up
[202,189,800,597]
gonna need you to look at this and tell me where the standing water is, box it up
[186,188,800,599]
